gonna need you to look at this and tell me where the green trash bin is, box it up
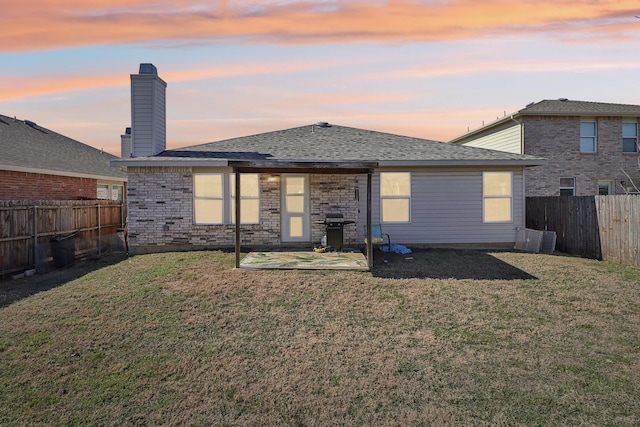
[51,232,77,268]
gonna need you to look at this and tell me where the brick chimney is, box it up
[129,63,167,157]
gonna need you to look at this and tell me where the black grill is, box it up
[322,213,355,251]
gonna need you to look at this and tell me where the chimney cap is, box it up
[139,63,158,75]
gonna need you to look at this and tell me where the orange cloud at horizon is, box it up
[2,0,639,53]
[0,57,371,101]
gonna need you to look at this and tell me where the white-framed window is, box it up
[97,183,109,200]
[580,120,597,153]
[623,121,638,153]
[111,185,124,201]
[380,172,411,223]
[193,173,260,225]
[598,180,614,195]
[97,183,125,201]
[483,172,512,223]
[230,173,260,224]
[194,173,224,224]
[560,177,575,196]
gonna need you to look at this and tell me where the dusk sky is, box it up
[2,0,640,156]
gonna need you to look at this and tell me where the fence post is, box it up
[97,204,101,257]
[33,205,37,269]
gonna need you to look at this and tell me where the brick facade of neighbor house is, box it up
[449,100,640,196]
[126,166,360,252]
[0,170,97,200]
[523,116,640,196]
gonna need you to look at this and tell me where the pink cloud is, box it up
[0,57,369,101]
[0,74,126,101]
[2,1,639,52]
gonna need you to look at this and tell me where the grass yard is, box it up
[1,249,639,425]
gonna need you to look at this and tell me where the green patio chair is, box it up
[364,224,391,248]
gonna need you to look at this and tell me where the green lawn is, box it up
[1,250,639,425]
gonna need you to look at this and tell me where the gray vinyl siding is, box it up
[357,167,525,245]
[152,80,166,155]
[131,75,166,157]
[460,121,522,154]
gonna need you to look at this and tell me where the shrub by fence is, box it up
[526,195,640,267]
[0,200,125,276]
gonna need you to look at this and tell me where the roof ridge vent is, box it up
[23,119,48,134]
[558,98,569,101]
[316,121,331,128]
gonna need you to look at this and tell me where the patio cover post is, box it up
[234,170,241,268]
[366,172,373,268]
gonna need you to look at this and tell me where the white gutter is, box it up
[1,164,127,182]
[110,159,229,167]
[508,114,525,155]
[377,159,547,167]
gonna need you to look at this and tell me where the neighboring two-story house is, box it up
[449,99,640,196]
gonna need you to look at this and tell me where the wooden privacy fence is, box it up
[527,195,640,267]
[0,200,125,276]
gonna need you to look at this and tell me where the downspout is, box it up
[509,115,527,229]
[235,169,241,269]
[508,115,524,155]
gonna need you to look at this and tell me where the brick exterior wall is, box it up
[523,116,640,196]
[126,167,361,252]
[310,174,360,246]
[0,170,97,200]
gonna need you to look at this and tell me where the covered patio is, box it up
[231,160,378,270]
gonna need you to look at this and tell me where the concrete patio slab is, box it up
[240,251,369,271]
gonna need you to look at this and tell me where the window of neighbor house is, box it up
[598,180,614,195]
[560,177,575,196]
[380,172,411,223]
[111,185,124,201]
[483,172,512,223]
[194,173,224,224]
[622,122,638,153]
[580,120,597,153]
[230,173,260,224]
[97,184,109,200]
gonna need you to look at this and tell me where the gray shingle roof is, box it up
[0,115,126,180]
[118,124,544,166]
[519,99,640,116]
[449,99,640,144]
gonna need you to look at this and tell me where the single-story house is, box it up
[0,114,127,201]
[112,64,545,266]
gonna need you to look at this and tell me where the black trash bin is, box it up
[51,232,77,268]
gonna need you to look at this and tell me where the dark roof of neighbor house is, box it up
[449,99,640,144]
[113,123,545,168]
[519,99,640,116]
[0,114,126,181]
